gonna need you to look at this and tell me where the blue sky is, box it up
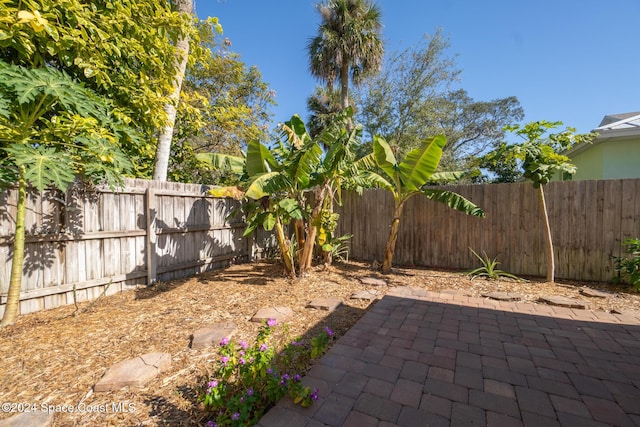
[196,0,640,134]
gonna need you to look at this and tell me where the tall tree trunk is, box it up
[1,168,27,327]
[381,203,404,273]
[340,59,349,110]
[339,59,353,132]
[153,0,193,182]
[538,186,555,282]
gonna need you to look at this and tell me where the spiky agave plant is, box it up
[468,248,522,281]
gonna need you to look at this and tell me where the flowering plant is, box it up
[199,319,334,426]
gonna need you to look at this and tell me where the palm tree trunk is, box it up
[339,59,353,131]
[340,60,349,110]
[153,0,193,181]
[381,203,404,273]
[1,168,27,327]
[538,185,555,282]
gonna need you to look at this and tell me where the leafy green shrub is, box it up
[468,248,521,281]
[612,238,640,290]
[199,319,333,426]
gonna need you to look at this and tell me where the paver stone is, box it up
[251,307,294,323]
[351,290,380,301]
[307,298,342,311]
[482,291,522,301]
[0,411,53,427]
[190,321,237,349]
[539,296,588,309]
[579,288,614,298]
[388,286,430,298]
[94,352,171,392]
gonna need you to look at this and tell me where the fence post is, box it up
[145,187,157,285]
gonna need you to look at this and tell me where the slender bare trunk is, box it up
[321,191,334,265]
[294,219,305,266]
[300,185,327,274]
[153,0,193,181]
[538,186,555,282]
[1,168,27,326]
[381,203,404,273]
[274,219,295,278]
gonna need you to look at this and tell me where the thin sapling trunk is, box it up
[538,185,555,282]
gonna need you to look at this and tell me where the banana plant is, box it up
[197,117,324,277]
[198,110,365,276]
[363,135,485,273]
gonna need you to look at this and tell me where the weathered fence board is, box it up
[0,179,274,317]
[3,177,638,317]
[336,179,640,282]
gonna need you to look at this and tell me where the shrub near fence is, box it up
[0,179,275,317]
[336,179,640,282]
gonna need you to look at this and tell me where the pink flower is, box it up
[267,318,277,327]
[206,380,219,393]
[260,343,268,352]
[219,337,229,346]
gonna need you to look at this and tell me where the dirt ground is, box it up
[1,260,639,426]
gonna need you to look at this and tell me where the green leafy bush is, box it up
[468,248,521,281]
[199,319,333,426]
[612,238,640,290]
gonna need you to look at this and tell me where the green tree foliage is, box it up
[168,25,275,184]
[484,121,596,282]
[355,29,523,168]
[362,135,484,273]
[0,0,209,175]
[199,110,366,276]
[306,86,344,138]
[0,61,135,326]
[475,141,523,183]
[308,0,384,112]
[426,89,524,169]
[0,0,206,324]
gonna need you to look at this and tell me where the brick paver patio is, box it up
[257,287,640,427]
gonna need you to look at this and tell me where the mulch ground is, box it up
[1,260,639,426]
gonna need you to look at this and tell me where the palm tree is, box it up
[306,86,345,138]
[308,0,384,112]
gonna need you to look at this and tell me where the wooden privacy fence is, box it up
[1,177,638,317]
[336,179,640,282]
[0,178,275,317]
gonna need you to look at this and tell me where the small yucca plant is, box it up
[468,248,522,281]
